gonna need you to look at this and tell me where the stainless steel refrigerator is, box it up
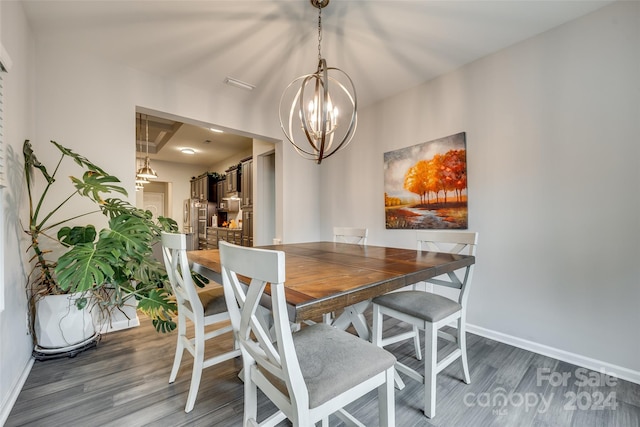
[184,198,215,250]
[183,199,201,250]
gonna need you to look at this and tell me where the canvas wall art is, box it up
[384,132,468,229]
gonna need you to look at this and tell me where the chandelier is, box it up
[279,0,357,164]
[136,113,158,180]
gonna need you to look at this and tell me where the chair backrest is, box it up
[416,230,477,256]
[333,227,368,245]
[416,230,478,306]
[160,232,204,317]
[218,241,309,410]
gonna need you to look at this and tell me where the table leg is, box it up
[331,300,372,340]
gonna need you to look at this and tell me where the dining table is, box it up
[187,241,475,340]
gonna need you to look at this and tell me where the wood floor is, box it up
[6,315,640,427]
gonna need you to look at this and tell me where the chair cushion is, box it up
[293,323,396,408]
[197,286,228,317]
[373,290,461,323]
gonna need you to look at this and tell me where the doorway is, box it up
[141,181,170,218]
[134,107,281,246]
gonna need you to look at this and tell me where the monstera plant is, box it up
[23,139,188,346]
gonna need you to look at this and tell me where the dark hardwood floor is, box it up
[6,314,640,426]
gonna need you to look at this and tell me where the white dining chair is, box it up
[371,230,478,418]
[328,226,370,327]
[333,226,368,245]
[218,240,396,427]
[160,232,241,413]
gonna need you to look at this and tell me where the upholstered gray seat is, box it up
[196,287,228,316]
[294,323,396,408]
[373,291,461,323]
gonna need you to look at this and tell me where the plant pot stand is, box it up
[33,333,101,361]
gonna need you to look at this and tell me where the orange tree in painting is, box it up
[404,149,467,204]
[403,160,431,204]
[442,149,467,203]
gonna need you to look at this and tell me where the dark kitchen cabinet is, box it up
[240,157,253,247]
[242,209,253,247]
[225,165,241,195]
[216,179,225,206]
[216,228,242,246]
[189,178,197,198]
[190,173,217,201]
[241,158,253,209]
[206,227,218,249]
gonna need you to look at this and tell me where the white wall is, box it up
[0,1,35,423]
[253,139,277,246]
[321,1,640,378]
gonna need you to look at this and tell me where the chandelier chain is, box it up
[317,6,322,61]
[145,114,149,156]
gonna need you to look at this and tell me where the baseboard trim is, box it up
[0,356,34,426]
[98,316,140,334]
[467,323,640,385]
[95,305,140,334]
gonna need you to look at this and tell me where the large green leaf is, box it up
[137,288,177,333]
[23,140,54,186]
[100,198,138,219]
[70,171,127,203]
[51,140,110,175]
[58,225,97,247]
[153,319,177,333]
[131,256,167,287]
[136,288,175,314]
[102,214,153,255]
[192,271,209,288]
[54,241,120,292]
[157,216,179,233]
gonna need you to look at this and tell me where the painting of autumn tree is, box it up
[384,132,468,229]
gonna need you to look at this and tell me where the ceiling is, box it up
[135,112,253,167]
[22,0,613,165]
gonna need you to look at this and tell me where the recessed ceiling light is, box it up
[181,148,195,155]
[209,128,224,133]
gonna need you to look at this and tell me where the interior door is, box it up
[143,192,165,218]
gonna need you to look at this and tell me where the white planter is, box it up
[34,293,96,349]
[93,298,140,333]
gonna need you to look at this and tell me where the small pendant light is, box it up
[136,113,158,179]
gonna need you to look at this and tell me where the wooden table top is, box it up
[188,241,475,323]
